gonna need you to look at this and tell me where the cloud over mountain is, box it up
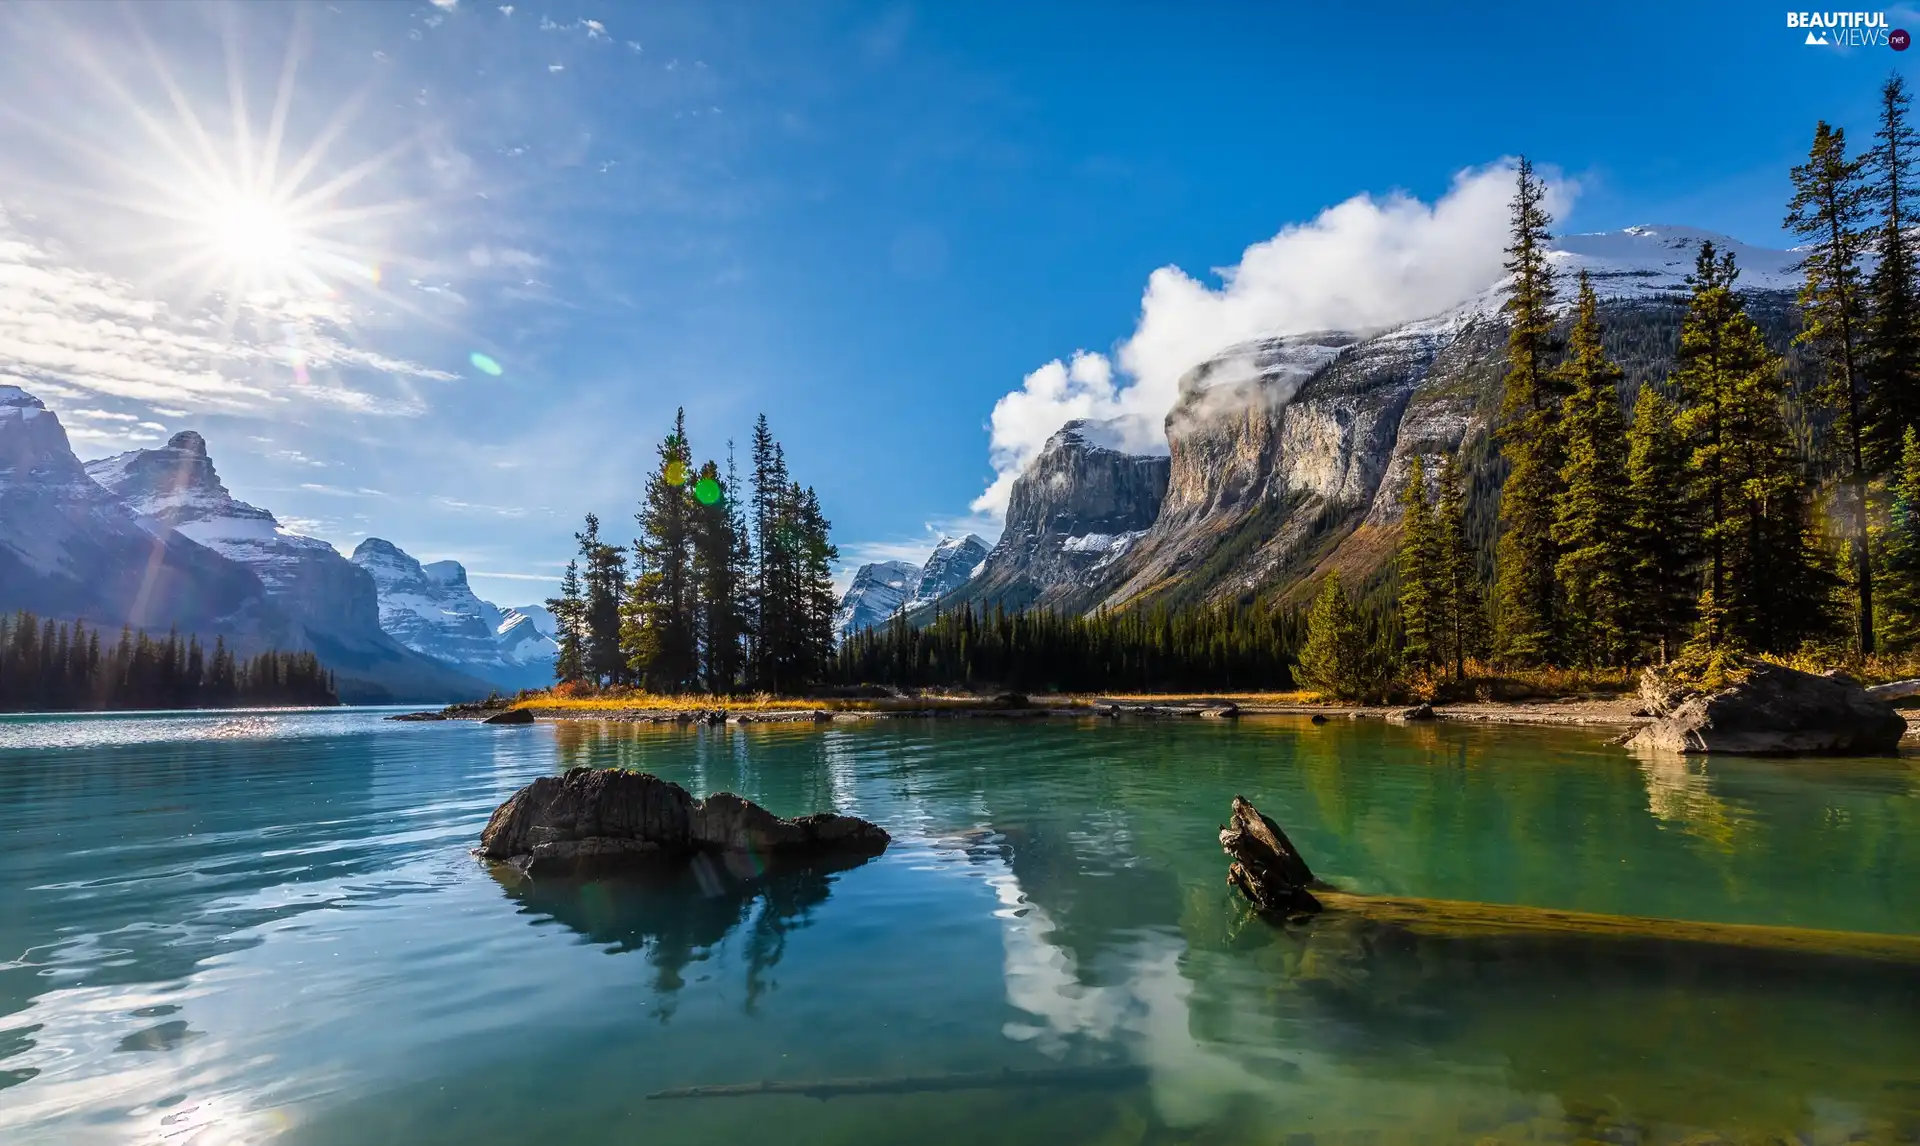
[973,161,1574,515]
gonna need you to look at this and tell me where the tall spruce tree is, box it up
[691,455,749,692]
[748,417,792,691]
[1435,453,1485,679]
[574,513,629,686]
[547,560,587,684]
[1787,119,1876,652]
[1880,427,1920,650]
[623,411,700,691]
[1551,273,1636,666]
[1492,158,1565,666]
[1625,387,1696,662]
[1672,244,1741,628]
[1297,573,1370,701]
[1396,455,1441,671]
[1675,246,1837,654]
[1867,75,1920,471]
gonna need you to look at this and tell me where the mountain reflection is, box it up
[490,851,870,1017]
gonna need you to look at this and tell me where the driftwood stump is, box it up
[1219,794,1321,917]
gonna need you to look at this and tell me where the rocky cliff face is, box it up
[942,420,1170,613]
[87,432,383,638]
[353,539,555,689]
[1079,226,1804,612]
[903,534,989,613]
[0,386,283,639]
[77,427,498,703]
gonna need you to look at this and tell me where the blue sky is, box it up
[0,0,1911,600]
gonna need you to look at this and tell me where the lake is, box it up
[1,710,1918,1145]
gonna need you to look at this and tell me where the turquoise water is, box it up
[1,711,1918,1145]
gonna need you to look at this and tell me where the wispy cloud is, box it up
[433,495,529,517]
[468,570,562,582]
[0,210,454,418]
[299,483,385,497]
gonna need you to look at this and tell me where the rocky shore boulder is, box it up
[478,767,891,877]
[1627,662,1906,756]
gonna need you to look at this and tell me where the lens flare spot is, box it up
[693,476,722,505]
[664,459,688,486]
[470,352,503,377]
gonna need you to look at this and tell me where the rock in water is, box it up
[1627,661,1906,756]
[478,767,890,876]
[482,707,534,725]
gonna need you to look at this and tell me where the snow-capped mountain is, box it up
[79,427,498,702]
[87,432,383,638]
[504,603,557,638]
[0,386,282,639]
[835,534,992,641]
[979,225,1810,615]
[833,560,920,643]
[902,534,989,613]
[352,539,557,690]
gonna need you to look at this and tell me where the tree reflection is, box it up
[489,850,873,1019]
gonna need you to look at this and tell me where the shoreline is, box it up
[399,693,1660,731]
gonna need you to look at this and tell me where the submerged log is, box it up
[1219,794,1322,917]
[1221,795,1920,968]
[645,1064,1147,1101]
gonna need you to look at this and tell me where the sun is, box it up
[41,11,415,322]
[205,193,302,270]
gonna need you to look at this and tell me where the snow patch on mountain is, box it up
[833,560,919,643]
[835,533,992,641]
[352,538,556,688]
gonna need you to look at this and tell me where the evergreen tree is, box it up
[1625,386,1696,661]
[1787,118,1875,652]
[1297,573,1376,701]
[1434,454,1486,679]
[622,410,700,692]
[547,560,587,684]
[801,486,841,681]
[1866,74,1920,471]
[1675,245,1838,654]
[1396,455,1441,671]
[1492,157,1565,666]
[748,417,792,691]
[692,454,749,692]
[1552,273,1636,666]
[574,513,629,685]
[1880,427,1920,650]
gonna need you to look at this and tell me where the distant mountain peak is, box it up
[167,430,207,456]
[0,384,44,410]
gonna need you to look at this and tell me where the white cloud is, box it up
[468,570,562,582]
[67,408,140,422]
[430,0,458,9]
[0,210,455,418]
[970,161,1572,516]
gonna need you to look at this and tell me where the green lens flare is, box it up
[469,352,503,377]
[693,477,722,505]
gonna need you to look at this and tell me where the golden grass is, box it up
[511,691,1086,713]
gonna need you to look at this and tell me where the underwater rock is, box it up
[1628,661,1904,756]
[478,767,890,877]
